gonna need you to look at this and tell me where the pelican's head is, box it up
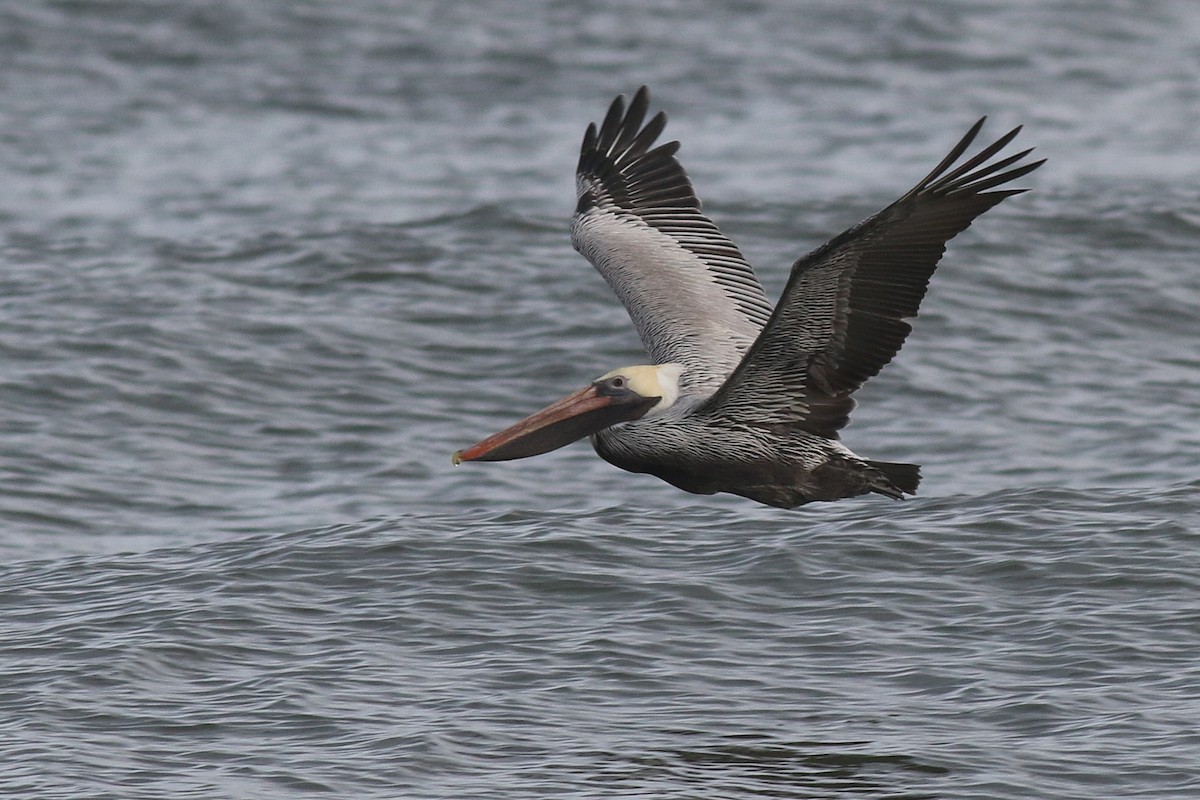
[452,363,683,464]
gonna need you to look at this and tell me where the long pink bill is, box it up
[453,384,656,464]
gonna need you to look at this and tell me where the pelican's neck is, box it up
[647,363,683,414]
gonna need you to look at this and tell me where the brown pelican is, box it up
[453,87,1042,508]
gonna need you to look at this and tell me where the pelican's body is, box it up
[455,88,1042,508]
[591,399,911,509]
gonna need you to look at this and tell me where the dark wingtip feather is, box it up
[595,93,628,153]
[612,88,651,157]
[930,126,1025,193]
[908,117,986,194]
[918,120,1043,201]
[576,88,701,216]
[625,111,668,158]
[953,157,1045,195]
[576,122,598,173]
[902,118,1043,207]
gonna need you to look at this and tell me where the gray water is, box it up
[1,1,1198,798]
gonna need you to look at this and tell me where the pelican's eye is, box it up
[596,375,631,396]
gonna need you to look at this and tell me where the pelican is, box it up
[453,87,1042,508]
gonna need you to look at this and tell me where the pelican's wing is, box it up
[571,87,774,394]
[702,118,1044,436]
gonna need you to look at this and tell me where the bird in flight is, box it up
[454,87,1042,508]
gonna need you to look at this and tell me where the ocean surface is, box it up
[1,1,1198,798]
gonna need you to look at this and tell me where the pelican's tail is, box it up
[865,460,922,499]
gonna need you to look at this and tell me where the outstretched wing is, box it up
[701,117,1044,436]
[571,87,774,395]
